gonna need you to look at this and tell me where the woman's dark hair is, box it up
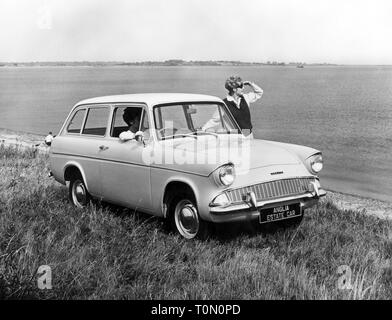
[123,107,142,126]
[225,76,243,95]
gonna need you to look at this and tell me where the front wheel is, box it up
[169,195,209,240]
[69,176,91,208]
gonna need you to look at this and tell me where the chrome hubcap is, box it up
[72,180,87,207]
[174,200,199,239]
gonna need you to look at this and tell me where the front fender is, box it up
[263,140,320,165]
[150,167,214,220]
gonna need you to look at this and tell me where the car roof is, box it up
[76,93,223,107]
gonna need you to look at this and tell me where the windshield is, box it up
[153,103,241,140]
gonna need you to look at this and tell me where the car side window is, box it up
[67,109,86,134]
[111,106,147,138]
[112,106,135,137]
[82,107,109,136]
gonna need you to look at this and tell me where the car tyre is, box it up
[168,194,210,240]
[69,175,91,208]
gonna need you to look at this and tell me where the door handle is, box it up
[99,145,109,151]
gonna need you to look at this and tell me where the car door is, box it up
[62,105,111,197]
[99,104,152,211]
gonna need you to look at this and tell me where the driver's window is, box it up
[111,105,143,138]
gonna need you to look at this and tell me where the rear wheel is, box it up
[69,176,90,208]
[168,194,209,240]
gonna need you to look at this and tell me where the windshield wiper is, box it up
[162,133,197,140]
[185,131,219,138]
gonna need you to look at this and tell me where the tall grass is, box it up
[0,144,391,299]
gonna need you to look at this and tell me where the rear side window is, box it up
[82,107,109,136]
[67,109,86,134]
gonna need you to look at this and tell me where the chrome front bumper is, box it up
[209,188,326,223]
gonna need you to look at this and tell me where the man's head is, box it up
[225,76,244,96]
[123,107,142,132]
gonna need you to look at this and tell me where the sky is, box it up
[0,0,391,64]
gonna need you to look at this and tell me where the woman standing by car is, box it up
[202,76,263,138]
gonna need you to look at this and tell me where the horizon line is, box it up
[1,60,391,66]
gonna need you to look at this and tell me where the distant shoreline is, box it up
[0,60,340,67]
[1,63,390,68]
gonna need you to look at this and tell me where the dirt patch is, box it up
[323,190,392,220]
[0,128,48,153]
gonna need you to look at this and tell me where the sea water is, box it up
[0,65,391,201]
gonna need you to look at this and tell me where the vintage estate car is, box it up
[49,93,326,239]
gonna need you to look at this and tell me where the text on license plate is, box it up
[259,203,301,224]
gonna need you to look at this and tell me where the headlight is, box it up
[308,153,323,174]
[213,164,236,187]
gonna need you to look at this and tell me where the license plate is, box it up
[259,203,302,224]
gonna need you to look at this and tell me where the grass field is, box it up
[0,143,391,300]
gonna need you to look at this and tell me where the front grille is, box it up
[226,177,315,204]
